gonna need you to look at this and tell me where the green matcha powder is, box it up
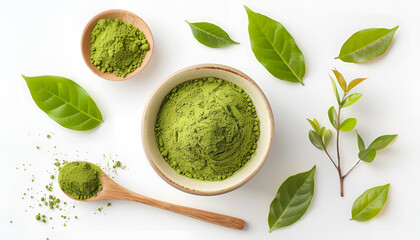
[90,19,150,77]
[155,77,260,181]
[58,162,103,200]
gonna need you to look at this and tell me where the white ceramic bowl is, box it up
[142,64,274,195]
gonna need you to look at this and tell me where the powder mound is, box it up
[90,18,150,77]
[58,162,103,200]
[155,78,260,181]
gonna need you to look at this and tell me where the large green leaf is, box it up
[336,26,398,63]
[368,134,398,151]
[186,21,239,48]
[351,184,389,221]
[245,6,305,85]
[23,75,103,131]
[268,166,316,231]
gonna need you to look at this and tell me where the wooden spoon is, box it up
[81,9,154,81]
[61,163,246,230]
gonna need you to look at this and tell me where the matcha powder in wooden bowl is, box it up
[90,18,150,77]
[155,78,260,181]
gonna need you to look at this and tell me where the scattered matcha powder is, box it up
[90,18,150,77]
[155,77,260,181]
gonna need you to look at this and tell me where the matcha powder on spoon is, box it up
[90,18,150,77]
[58,162,103,200]
[155,78,260,181]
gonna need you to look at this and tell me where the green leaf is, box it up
[342,93,362,108]
[329,75,341,105]
[332,69,347,92]
[340,118,357,131]
[368,134,398,151]
[323,129,332,147]
[245,6,305,85]
[186,21,239,48]
[328,106,338,129]
[22,75,103,131]
[347,78,367,92]
[358,149,376,162]
[351,184,389,221]
[308,130,323,150]
[306,118,320,134]
[268,166,316,231]
[356,131,365,151]
[320,127,326,137]
[336,26,398,63]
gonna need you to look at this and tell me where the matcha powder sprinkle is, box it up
[90,18,150,77]
[155,78,260,181]
[58,162,103,200]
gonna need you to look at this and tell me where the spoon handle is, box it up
[122,190,246,230]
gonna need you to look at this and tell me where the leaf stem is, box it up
[343,160,361,178]
[336,93,347,197]
[322,146,338,170]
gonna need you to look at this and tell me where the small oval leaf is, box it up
[342,93,362,108]
[329,75,341,105]
[324,129,332,147]
[306,118,320,134]
[328,106,338,129]
[268,166,316,231]
[336,26,398,63]
[309,130,323,150]
[340,118,357,131]
[347,78,367,92]
[358,149,376,162]
[333,69,347,92]
[368,134,398,151]
[351,184,389,221]
[186,21,239,48]
[23,75,103,131]
[245,6,305,85]
[356,131,366,151]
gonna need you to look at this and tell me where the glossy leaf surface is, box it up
[328,106,338,129]
[336,26,398,63]
[342,93,362,108]
[186,21,239,48]
[356,131,366,151]
[309,130,323,150]
[368,134,398,151]
[347,78,367,92]
[340,118,357,131]
[323,129,332,147]
[23,75,103,131]
[351,184,389,221]
[245,6,305,84]
[358,149,376,162]
[268,166,316,231]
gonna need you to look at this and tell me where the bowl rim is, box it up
[141,63,274,195]
[81,9,154,81]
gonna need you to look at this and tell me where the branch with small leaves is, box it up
[307,69,397,197]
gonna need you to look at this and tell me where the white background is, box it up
[1,0,418,239]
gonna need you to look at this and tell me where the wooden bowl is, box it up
[81,9,154,81]
[142,64,274,195]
